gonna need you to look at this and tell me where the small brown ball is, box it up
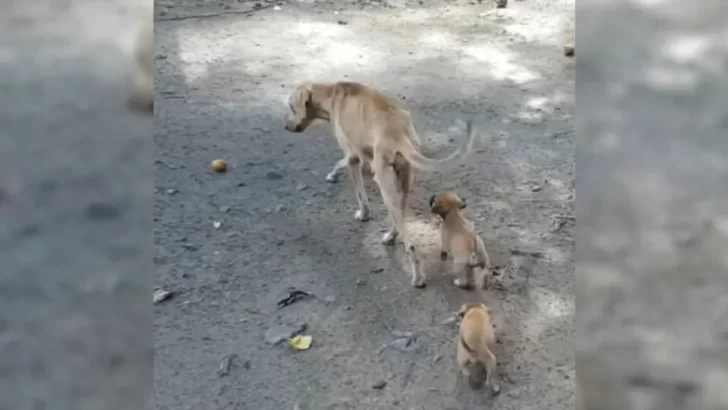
[211,159,227,173]
[564,44,575,57]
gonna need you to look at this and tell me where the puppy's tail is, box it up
[401,119,478,172]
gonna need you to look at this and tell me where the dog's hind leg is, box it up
[326,157,348,183]
[347,155,370,221]
[381,153,412,245]
[483,349,500,397]
[377,163,425,288]
[453,260,475,290]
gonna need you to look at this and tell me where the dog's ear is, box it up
[429,194,436,208]
[299,82,314,107]
[459,197,467,209]
[458,303,479,317]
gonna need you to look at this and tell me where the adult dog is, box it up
[284,81,477,287]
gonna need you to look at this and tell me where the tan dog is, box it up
[430,192,492,290]
[128,17,154,114]
[457,303,500,396]
[284,81,477,288]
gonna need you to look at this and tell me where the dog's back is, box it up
[330,82,417,153]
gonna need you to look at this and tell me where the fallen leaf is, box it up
[288,335,313,351]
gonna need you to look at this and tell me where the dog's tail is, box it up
[400,119,478,172]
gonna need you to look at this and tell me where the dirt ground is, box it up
[153,0,574,409]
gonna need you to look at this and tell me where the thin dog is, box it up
[457,302,500,396]
[284,81,477,288]
[430,192,492,290]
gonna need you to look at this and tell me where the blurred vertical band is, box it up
[0,1,153,409]
[577,1,728,410]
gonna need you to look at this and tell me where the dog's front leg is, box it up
[346,155,370,221]
[326,157,348,183]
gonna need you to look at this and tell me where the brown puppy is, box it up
[128,17,154,114]
[284,81,477,288]
[457,303,500,396]
[430,192,492,290]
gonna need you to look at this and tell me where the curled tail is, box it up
[402,119,478,171]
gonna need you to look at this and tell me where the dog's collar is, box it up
[459,335,476,354]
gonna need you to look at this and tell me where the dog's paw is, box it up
[381,231,398,245]
[354,209,370,221]
[481,274,491,290]
[454,278,474,290]
[490,383,501,397]
[412,277,427,288]
[325,172,339,183]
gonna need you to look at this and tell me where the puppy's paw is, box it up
[490,383,501,397]
[325,172,339,183]
[381,231,398,245]
[439,250,449,261]
[454,278,474,290]
[354,209,370,221]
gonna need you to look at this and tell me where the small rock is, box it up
[223,4,232,9]
[370,267,384,273]
[220,206,231,213]
[266,171,283,180]
[344,306,351,311]
[433,354,442,363]
[153,288,174,304]
[372,380,387,389]
[253,2,262,8]
[390,337,418,352]
[296,183,308,191]
[356,279,366,286]
[275,204,287,212]
[324,295,337,304]
[217,354,237,376]
[531,184,542,192]
[495,0,507,8]
[166,188,178,195]
[337,19,348,25]
[274,5,281,9]
[264,323,307,345]
[213,221,222,229]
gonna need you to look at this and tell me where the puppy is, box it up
[128,17,154,114]
[457,303,500,396]
[284,81,477,288]
[430,192,492,290]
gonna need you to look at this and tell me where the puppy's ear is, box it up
[429,194,436,208]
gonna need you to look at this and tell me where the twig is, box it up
[509,249,543,258]
[157,4,276,22]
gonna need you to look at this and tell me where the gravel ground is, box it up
[154,1,574,409]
